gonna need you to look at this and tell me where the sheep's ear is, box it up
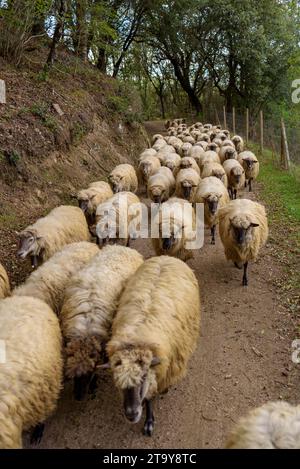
[151,357,161,367]
[96,362,111,369]
[251,223,259,228]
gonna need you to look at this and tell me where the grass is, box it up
[249,143,300,306]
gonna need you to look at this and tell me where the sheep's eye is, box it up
[115,360,122,367]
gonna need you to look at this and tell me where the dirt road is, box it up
[26,121,298,449]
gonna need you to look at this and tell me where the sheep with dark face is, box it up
[17,206,90,269]
[219,145,237,164]
[232,135,244,153]
[77,181,113,230]
[175,168,200,202]
[218,199,268,286]
[147,167,175,204]
[108,164,138,194]
[223,159,245,200]
[195,176,230,244]
[137,155,161,189]
[238,151,259,192]
[106,256,200,436]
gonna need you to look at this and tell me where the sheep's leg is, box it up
[30,423,45,445]
[88,374,98,398]
[74,374,92,401]
[126,237,130,247]
[210,225,216,245]
[244,180,247,188]
[228,188,232,199]
[242,262,248,286]
[249,178,252,192]
[143,399,154,437]
[234,189,237,199]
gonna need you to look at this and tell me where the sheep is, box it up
[232,135,244,153]
[216,132,227,142]
[201,162,228,187]
[13,242,99,315]
[151,198,196,262]
[203,123,212,130]
[180,142,193,157]
[167,127,177,137]
[199,151,221,173]
[219,145,238,164]
[108,164,138,194]
[188,145,206,167]
[139,149,157,161]
[105,255,200,436]
[96,192,140,247]
[155,145,176,164]
[163,153,181,175]
[147,167,175,204]
[179,156,201,175]
[0,262,10,299]
[207,142,219,153]
[182,136,195,144]
[152,134,164,144]
[0,296,62,448]
[221,139,235,148]
[137,155,161,189]
[238,151,259,192]
[218,199,268,285]
[77,181,113,229]
[198,134,210,143]
[226,401,300,449]
[152,138,167,152]
[17,206,90,269]
[213,137,223,147]
[195,176,230,244]
[60,245,144,400]
[175,168,200,202]
[223,159,245,199]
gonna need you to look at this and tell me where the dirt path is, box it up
[25,121,298,449]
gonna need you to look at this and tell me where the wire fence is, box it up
[204,106,300,166]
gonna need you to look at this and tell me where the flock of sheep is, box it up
[0,118,299,449]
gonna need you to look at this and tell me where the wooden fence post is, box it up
[280,118,290,170]
[215,107,220,126]
[260,110,264,153]
[232,107,236,134]
[223,106,227,129]
[246,108,249,144]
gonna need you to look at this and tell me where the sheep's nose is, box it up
[153,196,160,203]
[125,408,140,422]
[17,250,26,259]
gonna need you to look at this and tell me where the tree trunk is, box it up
[170,59,202,114]
[158,92,165,119]
[97,48,106,73]
[46,0,67,66]
[76,0,89,62]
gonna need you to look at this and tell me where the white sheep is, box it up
[137,155,161,189]
[180,142,193,157]
[13,242,99,314]
[17,206,90,268]
[232,135,244,153]
[226,401,300,449]
[139,149,157,161]
[152,138,167,152]
[179,156,201,175]
[238,151,259,192]
[0,262,10,299]
[106,255,200,435]
[0,296,62,448]
[147,167,175,204]
[60,245,144,400]
[223,159,245,199]
[199,151,221,174]
[195,176,230,244]
[175,168,200,202]
[77,181,113,229]
[218,199,268,285]
[151,198,196,261]
[195,141,209,151]
[219,145,237,164]
[108,164,138,194]
[152,134,164,144]
[163,153,181,175]
[201,162,228,187]
[96,192,140,247]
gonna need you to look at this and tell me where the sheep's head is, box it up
[165,159,176,172]
[110,347,159,423]
[149,185,165,204]
[140,161,152,178]
[108,174,125,193]
[208,143,218,152]
[243,158,258,170]
[17,229,44,263]
[230,216,259,246]
[231,166,244,184]
[224,148,237,160]
[205,194,221,215]
[213,169,226,183]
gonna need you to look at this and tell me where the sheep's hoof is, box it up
[211,239,215,245]
[143,420,154,437]
[242,278,248,286]
[30,423,45,445]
